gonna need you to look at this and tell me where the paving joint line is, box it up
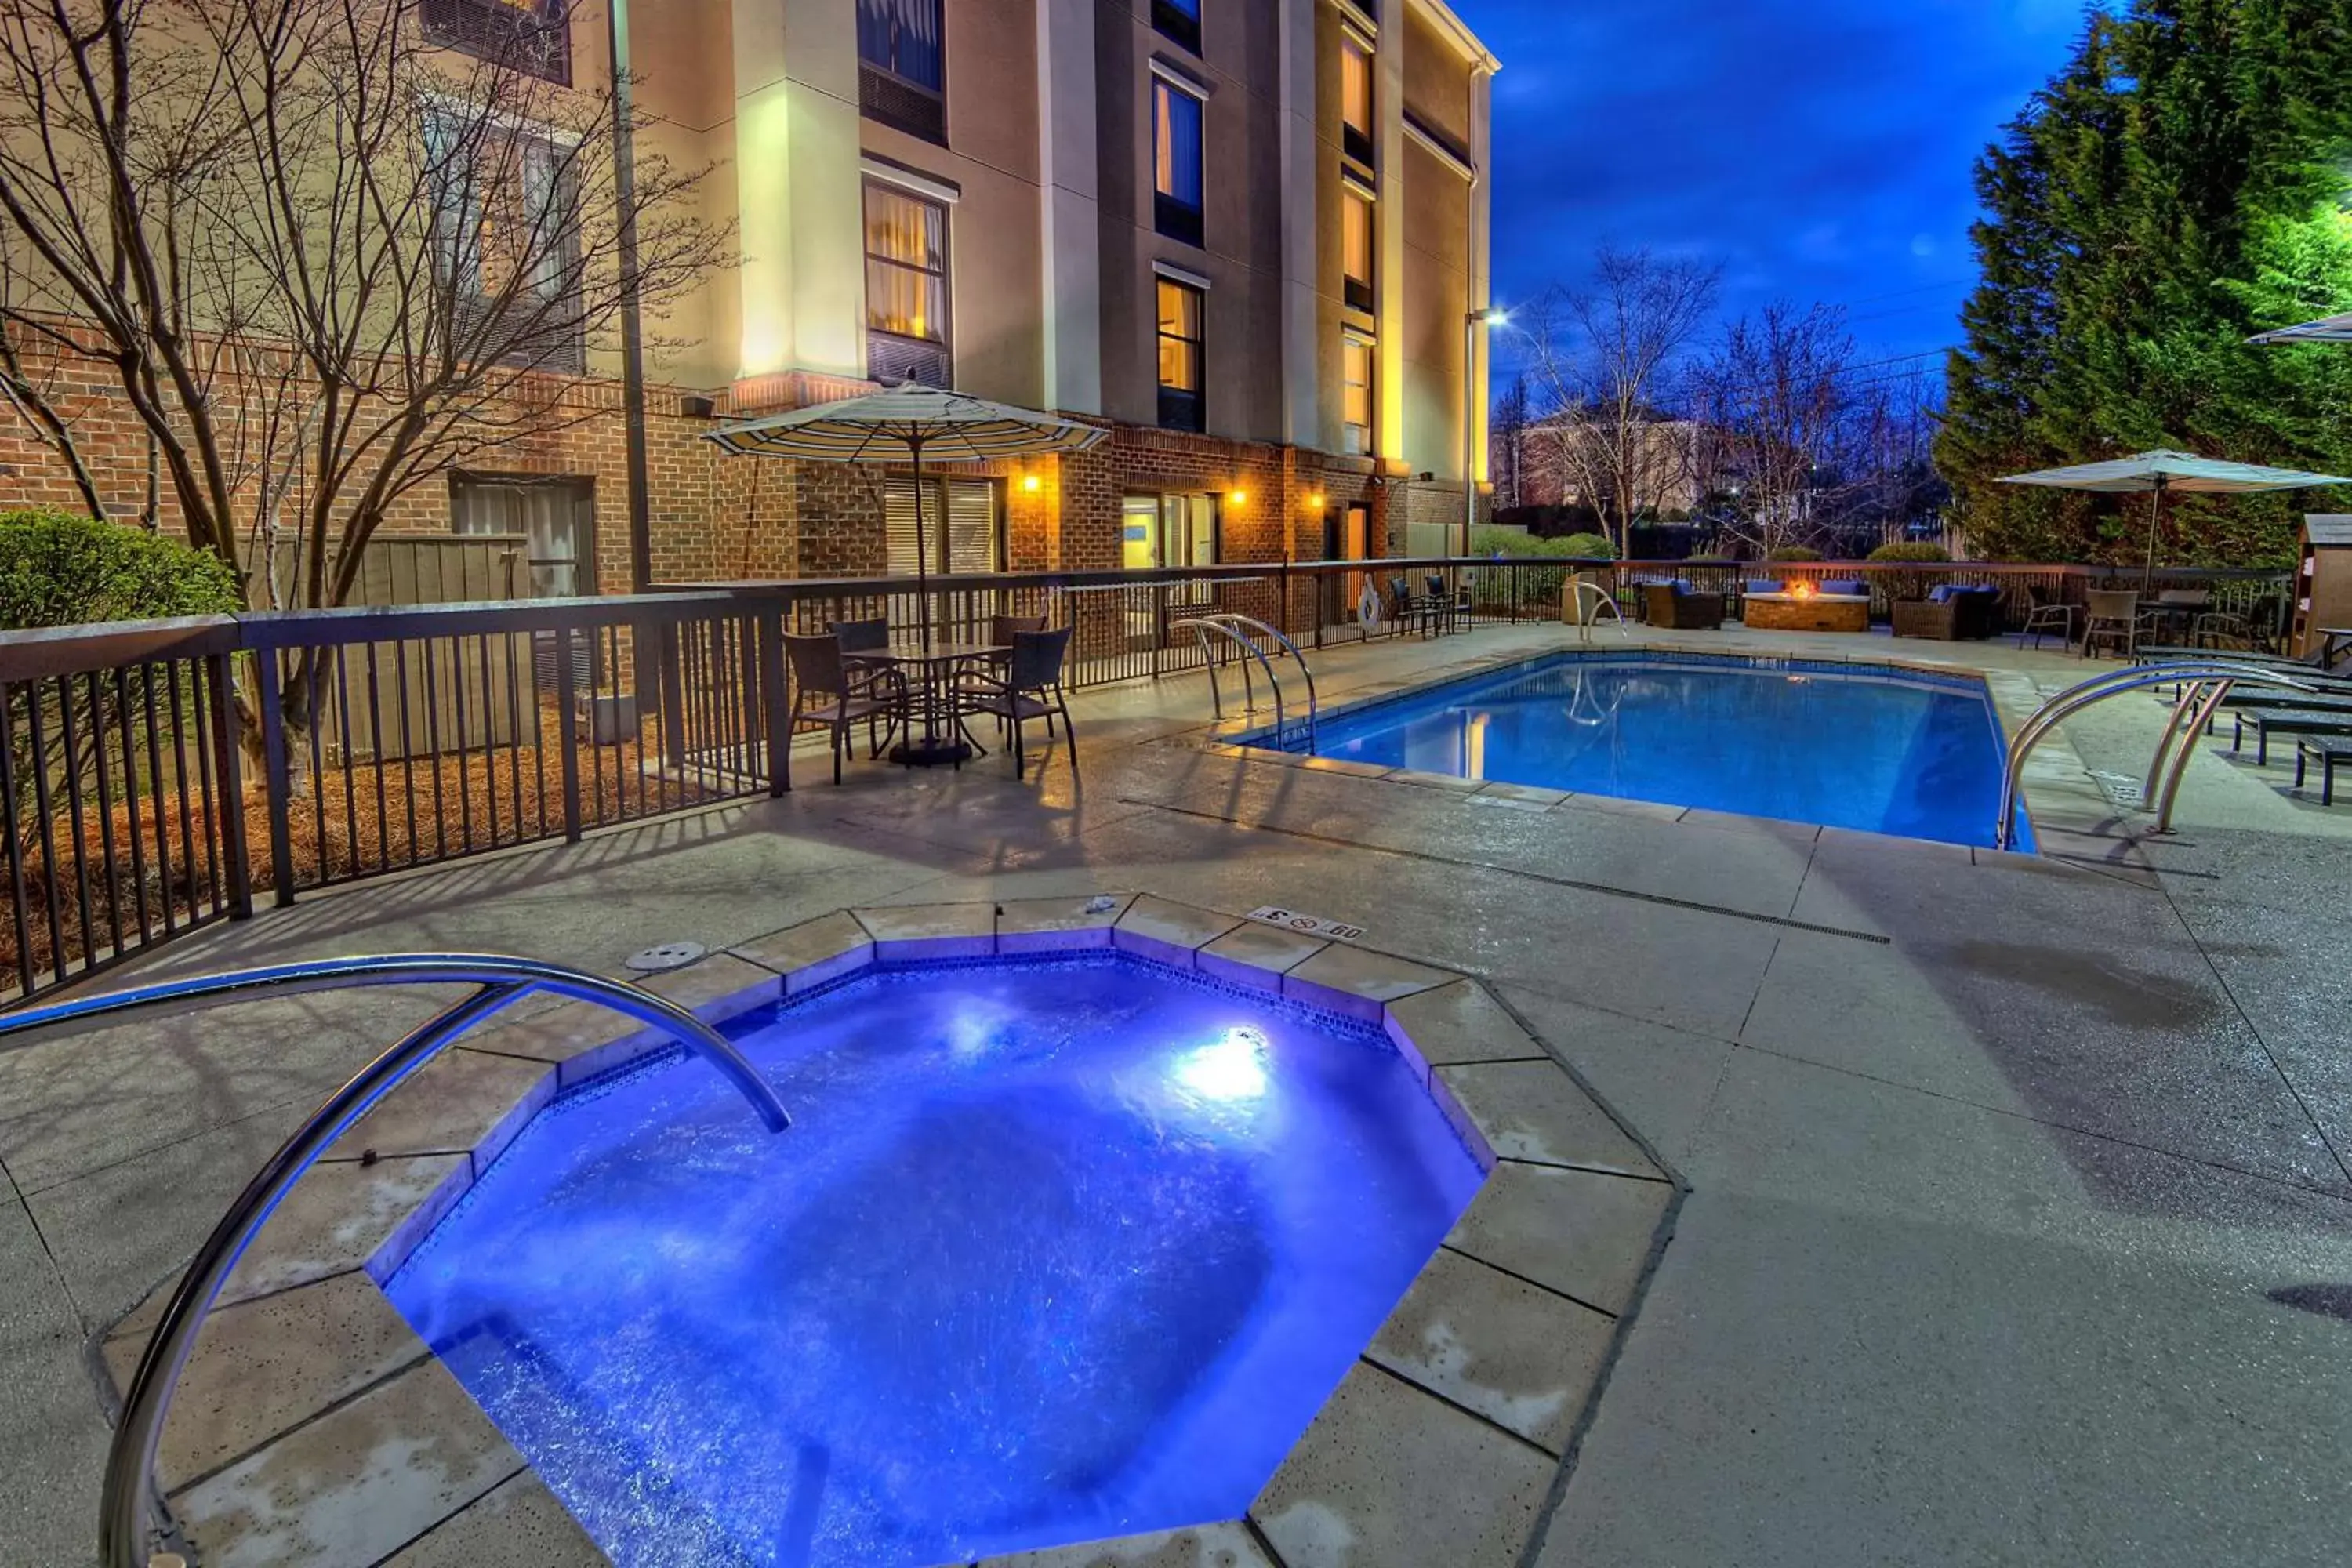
[1122,797,1893,944]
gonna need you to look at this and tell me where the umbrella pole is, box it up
[911,434,932,656]
[2142,476,2166,592]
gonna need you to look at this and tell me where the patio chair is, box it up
[1642,582,1726,630]
[2022,586,2076,650]
[1385,575,1436,638]
[956,626,1076,777]
[827,617,891,653]
[2080,590,2140,659]
[785,632,907,784]
[1425,573,1470,636]
[989,613,1047,648]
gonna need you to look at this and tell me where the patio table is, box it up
[848,641,1007,768]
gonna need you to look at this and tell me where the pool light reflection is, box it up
[1174,1026,1271,1102]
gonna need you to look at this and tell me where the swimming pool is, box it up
[383,953,1484,1566]
[1272,652,2028,850]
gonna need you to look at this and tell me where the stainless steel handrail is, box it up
[1568,579,1631,647]
[1993,662,2319,850]
[0,954,791,1568]
[1173,614,1322,754]
[1204,613,1319,755]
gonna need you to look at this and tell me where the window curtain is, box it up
[858,0,943,90]
[863,186,946,342]
[1154,82,1203,206]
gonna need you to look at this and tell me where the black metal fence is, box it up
[0,555,2294,1005]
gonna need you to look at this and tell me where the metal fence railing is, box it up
[0,556,2294,1004]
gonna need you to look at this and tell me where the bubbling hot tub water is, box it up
[383,953,1484,1566]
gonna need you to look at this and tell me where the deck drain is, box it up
[2086,771,2147,808]
[626,941,707,974]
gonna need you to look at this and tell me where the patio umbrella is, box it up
[706,386,1107,652]
[1998,450,2352,588]
[2249,312,2352,344]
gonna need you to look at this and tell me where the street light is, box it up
[1464,307,1508,555]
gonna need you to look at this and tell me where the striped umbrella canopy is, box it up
[707,387,1108,648]
[2000,450,2352,586]
[2249,312,2352,345]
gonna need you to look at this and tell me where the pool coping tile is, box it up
[133,902,1676,1568]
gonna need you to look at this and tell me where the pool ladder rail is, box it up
[0,954,793,1568]
[1172,613,1320,755]
[1994,659,2324,851]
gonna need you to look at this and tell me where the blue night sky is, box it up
[1468,0,2090,369]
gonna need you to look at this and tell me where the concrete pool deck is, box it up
[5,618,2350,1566]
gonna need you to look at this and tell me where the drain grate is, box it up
[2086,770,2147,808]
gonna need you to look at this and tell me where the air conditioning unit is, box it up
[579,693,638,746]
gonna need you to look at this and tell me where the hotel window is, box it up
[858,0,946,144]
[1153,76,1206,248]
[1156,278,1206,433]
[1152,0,1202,55]
[1340,33,1374,168]
[1122,495,1221,570]
[424,110,585,372]
[1341,332,1374,456]
[1342,187,1374,314]
[864,180,952,388]
[887,477,1003,575]
[421,0,572,86]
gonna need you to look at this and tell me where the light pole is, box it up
[1464,307,1506,556]
[608,0,652,597]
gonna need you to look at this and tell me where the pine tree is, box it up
[1939,0,2352,564]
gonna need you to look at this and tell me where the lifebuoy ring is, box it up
[1356,579,1383,632]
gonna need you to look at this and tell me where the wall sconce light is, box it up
[1229,489,1248,506]
[1021,473,1043,495]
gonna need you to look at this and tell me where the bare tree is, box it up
[1821,362,1948,546]
[0,0,724,622]
[1690,303,1857,557]
[1519,245,1720,554]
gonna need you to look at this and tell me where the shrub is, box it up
[1765,544,1824,563]
[0,510,241,630]
[1555,532,1616,561]
[1866,541,1953,601]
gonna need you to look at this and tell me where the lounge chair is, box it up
[2293,737,2352,805]
[2230,707,2352,767]
[956,626,1076,777]
[1643,582,1725,630]
[785,632,907,784]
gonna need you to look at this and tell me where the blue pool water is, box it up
[384,955,1484,1566]
[1285,653,2027,850]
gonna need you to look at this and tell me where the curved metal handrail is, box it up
[1568,578,1630,647]
[0,955,791,1568]
[1993,662,2319,850]
[1173,614,1320,754]
[1207,613,1319,754]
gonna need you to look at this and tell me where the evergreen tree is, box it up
[1940,1,2352,564]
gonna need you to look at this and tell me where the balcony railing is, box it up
[0,557,2291,1007]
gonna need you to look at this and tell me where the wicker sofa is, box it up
[1890,584,2003,641]
[1643,582,1727,630]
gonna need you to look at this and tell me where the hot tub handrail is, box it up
[0,954,791,1568]
[1994,662,2318,850]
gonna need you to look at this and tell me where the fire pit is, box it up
[1744,586,1871,633]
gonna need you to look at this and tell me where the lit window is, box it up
[1342,187,1374,313]
[888,477,1002,574]
[1157,278,1206,432]
[424,108,585,372]
[1153,77,1206,247]
[1123,494,1221,569]
[1340,34,1374,166]
[1341,332,1373,456]
[864,181,953,386]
